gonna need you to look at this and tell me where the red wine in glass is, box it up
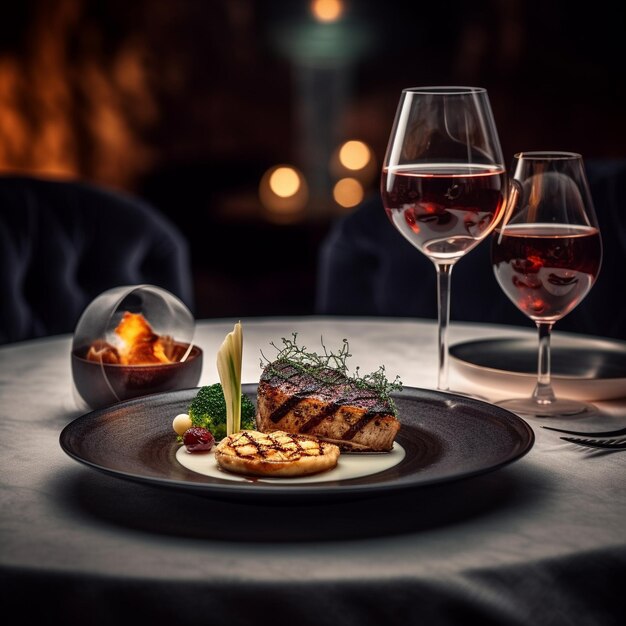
[382,165,506,261]
[493,224,601,321]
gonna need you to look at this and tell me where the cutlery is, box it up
[542,425,626,437]
[560,436,626,450]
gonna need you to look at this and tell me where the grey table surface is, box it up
[1,316,625,626]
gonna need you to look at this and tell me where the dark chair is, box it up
[0,175,194,344]
[316,160,626,341]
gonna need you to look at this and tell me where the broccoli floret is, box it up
[188,383,256,439]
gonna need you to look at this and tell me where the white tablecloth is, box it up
[1,317,624,626]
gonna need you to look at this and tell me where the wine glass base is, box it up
[496,397,598,419]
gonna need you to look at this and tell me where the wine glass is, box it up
[492,151,603,417]
[381,86,507,391]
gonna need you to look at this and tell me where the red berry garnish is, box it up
[183,427,215,452]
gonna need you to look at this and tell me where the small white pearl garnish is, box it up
[172,413,192,435]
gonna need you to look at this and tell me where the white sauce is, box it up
[176,442,405,484]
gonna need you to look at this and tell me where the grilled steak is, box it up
[256,360,400,452]
[215,430,340,477]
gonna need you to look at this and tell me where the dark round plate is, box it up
[450,336,626,401]
[59,384,534,502]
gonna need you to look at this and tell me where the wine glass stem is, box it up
[532,321,556,405]
[435,262,453,391]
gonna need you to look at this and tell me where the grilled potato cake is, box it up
[256,360,401,452]
[215,430,340,477]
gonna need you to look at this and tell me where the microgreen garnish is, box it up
[260,333,402,409]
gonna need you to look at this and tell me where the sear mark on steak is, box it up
[256,359,401,452]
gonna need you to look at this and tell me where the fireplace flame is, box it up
[0,0,156,189]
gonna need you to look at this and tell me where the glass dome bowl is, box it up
[71,285,202,410]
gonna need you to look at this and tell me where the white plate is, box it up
[450,335,626,401]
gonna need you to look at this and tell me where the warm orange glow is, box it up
[115,312,173,365]
[339,140,371,170]
[311,0,343,22]
[86,312,174,365]
[0,0,155,188]
[259,165,308,223]
[333,177,364,208]
[330,140,377,187]
[115,312,155,349]
[269,167,301,197]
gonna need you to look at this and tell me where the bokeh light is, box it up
[269,166,301,197]
[330,139,377,190]
[259,165,308,223]
[339,140,371,170]
[333,177,364,208]
[311,0,343,23]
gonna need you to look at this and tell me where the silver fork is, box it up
[542,425,626,437]
[560,436,626,450]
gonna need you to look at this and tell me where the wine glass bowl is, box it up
[381,86,507,390]
[382,163,506,261]
[492,152,603,417]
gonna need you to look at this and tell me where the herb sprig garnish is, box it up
[260,333,402,409]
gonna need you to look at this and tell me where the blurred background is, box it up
[1,0,625,320]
